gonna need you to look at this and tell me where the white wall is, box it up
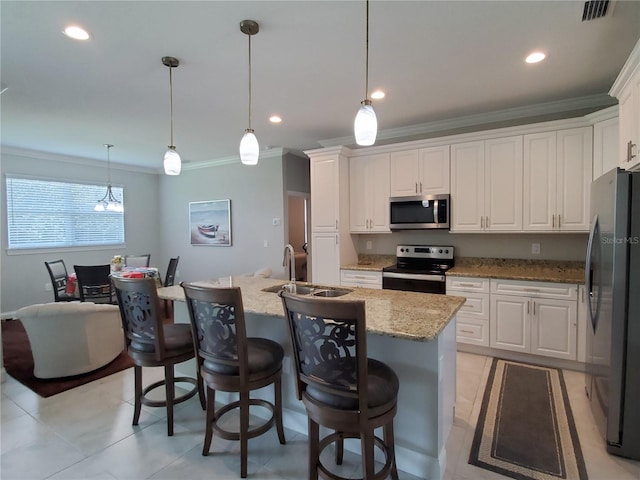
[157,151,291,285]
[1,150,161,314]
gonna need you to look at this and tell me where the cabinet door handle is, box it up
[524,288,540,292]
[419,182,423,193]
[552,214,555,228]
[460,329,474,334]
[628,141,637,162]
[558,215,561,228]
[335,235,338,245]
[527,301,530,314]
[481,216,484,229]
[459,283,476,288]
[336,220,338,229]
[533,301,536,315]
[415,182,418,194]
[485,216,489,228]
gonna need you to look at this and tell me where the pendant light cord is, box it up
[248,33,252,131]
[105,144,112,184]
[169,66,175,147]
[365,0,369,101]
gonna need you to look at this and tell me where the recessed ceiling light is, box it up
[269,115,282,124]
[63,25,91,40]
[525,51,546,64]
[371,90,385,100]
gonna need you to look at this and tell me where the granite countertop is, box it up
[341,254,395,272]
[158,276,465,342]
[446,257,586,284]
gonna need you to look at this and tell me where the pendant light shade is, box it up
[239,129,259,165]
[354,99,377,146]
[354,0,377,146]
[95,144,124,213]
[240,20,260,166]
[162,56,181,175]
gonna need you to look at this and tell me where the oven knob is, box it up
[439,249,443,253]
[445,249,449,254]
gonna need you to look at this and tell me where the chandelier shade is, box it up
[240,20,260,166]
[162,56,181,175]
[354,0,377,146]
[95,144,124,213]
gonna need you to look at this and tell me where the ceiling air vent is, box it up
[582,0,612,21]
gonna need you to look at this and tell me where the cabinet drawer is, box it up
[446,276,490,293]
[340,270,382,288]
[456,292,490,319]
[490,278,577,300]
[456,318,489,347]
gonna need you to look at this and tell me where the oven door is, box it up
[382,272,446,294]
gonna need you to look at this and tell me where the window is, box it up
[5,176,125,250]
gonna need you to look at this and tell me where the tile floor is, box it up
[2,351,639,480]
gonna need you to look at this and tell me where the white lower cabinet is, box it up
[446,277,490,347]
[340,270,382,289]
[489,279,578,361]
[310,233,340,286]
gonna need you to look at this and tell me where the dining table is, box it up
[66,267,161,297]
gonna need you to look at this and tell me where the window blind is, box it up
[5,176,125,249]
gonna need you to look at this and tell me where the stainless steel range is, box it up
[382,245,454,294]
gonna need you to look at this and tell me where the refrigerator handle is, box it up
[585,214,598,331]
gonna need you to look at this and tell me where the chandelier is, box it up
[95,144,123,212]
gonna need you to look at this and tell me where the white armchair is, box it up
[15,302,124,379]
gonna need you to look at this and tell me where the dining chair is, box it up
[181,282,286,478]
[162,256,180,318]
[44,259,77,302]
[279,292,399,480]
[74,264,116,304]
[124,254,151,268]
[112,276,205,436]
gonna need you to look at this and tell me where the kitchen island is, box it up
[158,275,465,479]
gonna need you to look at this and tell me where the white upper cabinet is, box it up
[349,153,390,233]
[390,146,450,197]
[610,38,640,171]
[592,115,620,180]
[310,154,340,232]
[451,141,485,231]
[451,136,522,232]
[523,127,592,232]
[484,136,523,231]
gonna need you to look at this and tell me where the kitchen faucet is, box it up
[283,244,296,292]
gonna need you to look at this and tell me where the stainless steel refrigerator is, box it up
[585,167,640,460]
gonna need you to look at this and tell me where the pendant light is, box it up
[354,0,377,146]
[239,20,260,166]
[95,144,124,213]
[162,56,182,175]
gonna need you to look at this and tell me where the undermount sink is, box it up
[261,283,353,298]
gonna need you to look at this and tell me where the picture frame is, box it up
[189,199,232,246]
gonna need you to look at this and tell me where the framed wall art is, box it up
[189,199,232,246]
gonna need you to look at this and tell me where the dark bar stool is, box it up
[279,292,399,480]
[181,282,286,478]
[112,276,205,436]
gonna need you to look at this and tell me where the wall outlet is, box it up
[531,243,541,255]
[272,218,281,226]
[45,282,52,291]
[366,240,373,250]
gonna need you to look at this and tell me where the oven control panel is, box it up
[396,245,454,260]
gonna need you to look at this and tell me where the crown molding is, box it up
[0,146,157,174]
[319,94,616,149]
[584,105,618,123]
[610,37,640,97]
[183,147,287,171]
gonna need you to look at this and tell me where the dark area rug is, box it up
[469,358,588,480]
[1,319,133,398]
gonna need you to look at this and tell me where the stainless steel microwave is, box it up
[389,194,450,230]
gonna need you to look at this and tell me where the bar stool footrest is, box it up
[141,376,199,408]
[211,398,276,441]
[317,431,394,480]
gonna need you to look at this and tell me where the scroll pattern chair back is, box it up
[124,254,151,268]
[281,294,367,411]
[74,264,115,303]
[112,276,164,360]
[45,259,76,302]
